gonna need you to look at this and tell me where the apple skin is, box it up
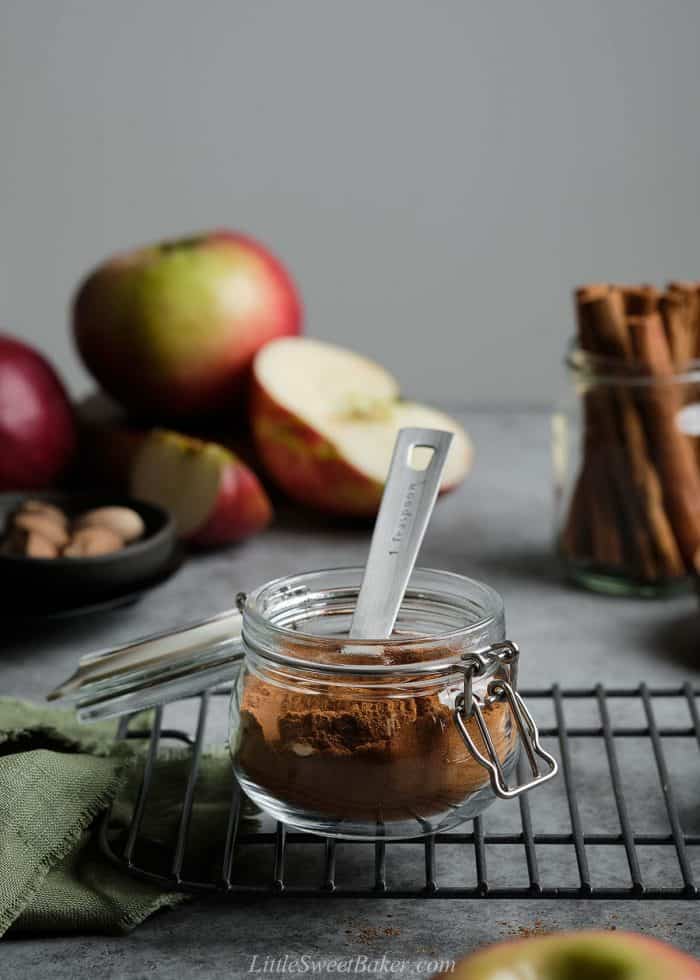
[437,931,700,980]
[73,230,302,420]
[250,377,384,517]
[0,334,76,490]
[186,441,273,549]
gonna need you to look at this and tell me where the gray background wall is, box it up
[2,0,699,408]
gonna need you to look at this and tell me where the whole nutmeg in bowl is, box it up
[75,506,145,544]
[1,501,149,557]
[64,526,124,557]
[0,492,176,603]
[18,500,68,527]
[1,525,59,558]
[13,510,70,550]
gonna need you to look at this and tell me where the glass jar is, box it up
[554,345,700,597]
[229,567,556,840]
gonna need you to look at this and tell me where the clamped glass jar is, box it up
[229,567,557,840]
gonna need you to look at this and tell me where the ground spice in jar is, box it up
[234,673,516,821]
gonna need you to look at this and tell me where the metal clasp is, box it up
[454,642,558,800]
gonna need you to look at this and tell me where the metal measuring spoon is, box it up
[348,427,454,641]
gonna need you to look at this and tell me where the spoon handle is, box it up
[348,427,454,640]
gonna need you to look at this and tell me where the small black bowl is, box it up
[0,491,176,602]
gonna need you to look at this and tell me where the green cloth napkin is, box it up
[0,698,251,937]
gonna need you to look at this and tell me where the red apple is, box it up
[73,230,302,420]
[0,334,76,490]
[130,429,272,547]
[250,337,472,516]
[438,931,700,980]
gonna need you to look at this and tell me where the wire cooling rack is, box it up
[99,684,700,899]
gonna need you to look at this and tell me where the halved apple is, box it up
[130,430,272,548]
[250,337,472,516]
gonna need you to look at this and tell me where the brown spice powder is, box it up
[233,674,516,822]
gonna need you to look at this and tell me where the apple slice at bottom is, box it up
[436,930,700,979]
[251,337,472,516]
[130,429,272,547]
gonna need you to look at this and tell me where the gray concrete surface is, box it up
[2,411,699,975]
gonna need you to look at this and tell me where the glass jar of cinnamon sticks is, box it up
[555,282,700,596]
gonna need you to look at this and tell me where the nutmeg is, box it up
[75,506,145,544]
[2,527,59,558]
[13,512,70,549]
[63,526,124,557]
[18,500,68,527]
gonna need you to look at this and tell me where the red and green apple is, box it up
[73,230,301,420]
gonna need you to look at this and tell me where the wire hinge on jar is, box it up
[454,642,558,800]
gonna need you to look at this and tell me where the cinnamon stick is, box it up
[576,285,629,357]
[588,462,624,566]
[628,312,700,566]
[575,287,682,578]
[620,284,660,316]
[562,290,627,570]
[560,466,591,559]
[578,382,635,567]
[668,282,700,354]
[660,286,697,369]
